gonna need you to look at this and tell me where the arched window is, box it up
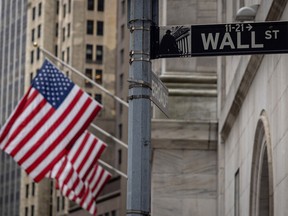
[249,110,274,216]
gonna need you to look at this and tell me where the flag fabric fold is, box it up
[58,163,111,216]
[48,131,111,215]
[0,59,102,182]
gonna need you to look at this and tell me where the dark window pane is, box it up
[97,0,104,11]
[87,0,94,10]
[38,3,42,16]
[25,184,29,198]
[55,45,58,57]
[95,69,102,84]
[37,25,41,38]
[68,0,71,13]
[62,27,65,41]
[95,94,102,104]
[87,20,94,35]
[55,23,59,37]
[32,7,36,20]
[67,23,71,37]
[63,4,66,17]
[96,45,103,63]
[97,21,104,36]
[56,1,59,14]
[86,44,93,61]
[85,69,93,87]
[31,29,35,42]
[30,51,34,64]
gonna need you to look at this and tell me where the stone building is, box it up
[218,0,288,216]
[0,0,27,215]
[21,0,122,216]
[150,1,218,216]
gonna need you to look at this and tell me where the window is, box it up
[62,51,65,61]
[38,2,42,16]
[55,23,59,37]
[87,20,94,35]
[121,0,125,15]
[67,23,71,37]
[118,149,122,164]
[25,207,29,216]
[87,0,94,10]
[95,69,102,84]
[120,73,123,89]
[86,44,93,61]
[96,45,103,63]
[97,21,104,36]
[37,47,40,60]
[30,72,34,84]
[68,0,71,13]
[120,49,124,64]
[37,25,41,38]
[67,47,70,63]
[121,24,125,40]
[85,69,93,87]
[55,45,58,57]
[95,94,102,104]
[62,196,65,210]
[63,4,66,17]
[32,7,36,20]
[32,182,35,196]
[111,210,116,216]
[62,27,65,41]
[118,124,122,139]
[25,184,29,198]
[31,205,34,216]
[98,0,104,11]
[56,0,59,14]
[31,51,34,64]
[31,29,35,42]
[57,196,60,212]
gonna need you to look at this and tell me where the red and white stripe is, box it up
[57,164,111,216]
[67,131,107,181]
[47,131,106,193]
[86,165,112,199]
[0,85,102,182]
[61,181,98,216]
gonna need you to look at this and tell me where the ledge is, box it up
[152,119,218,150]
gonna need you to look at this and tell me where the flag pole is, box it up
[34,43,129,108]
[90,124,127,149]
[99,159,127,179]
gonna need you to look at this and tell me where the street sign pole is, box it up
[127,1,152,216]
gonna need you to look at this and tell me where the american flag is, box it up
[48,131,111,216]
[47,131,107,194]
[0,59,102,182]
[59,164,111,216]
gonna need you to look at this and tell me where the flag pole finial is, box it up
[33,42,38,48]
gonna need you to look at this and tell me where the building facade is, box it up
[0,0,27,215]
[218,0,288,216]
[21,0,120,216]
[150,1,218,216]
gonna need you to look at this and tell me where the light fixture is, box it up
[235,4,259,21]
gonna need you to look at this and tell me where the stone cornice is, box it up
[152,119,218,150]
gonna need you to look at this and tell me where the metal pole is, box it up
[127,1,152,216]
